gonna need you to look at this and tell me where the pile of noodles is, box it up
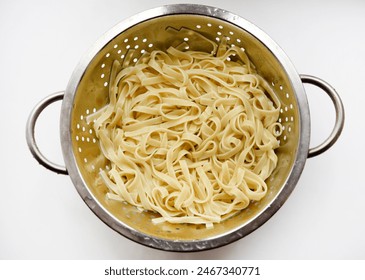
[87,39,282,228]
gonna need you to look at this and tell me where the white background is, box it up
[1,0,364,259]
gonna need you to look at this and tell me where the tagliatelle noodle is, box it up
[86,39,282,228]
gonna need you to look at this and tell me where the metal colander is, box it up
[26,4,344,251]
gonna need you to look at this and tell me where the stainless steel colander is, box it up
[26,4,344,251]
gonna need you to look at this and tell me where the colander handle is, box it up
[26,91,68,175]
[300,74,345,158]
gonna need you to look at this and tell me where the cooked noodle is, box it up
[87,39,282,228]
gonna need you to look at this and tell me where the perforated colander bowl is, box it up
[26,4,344,251]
